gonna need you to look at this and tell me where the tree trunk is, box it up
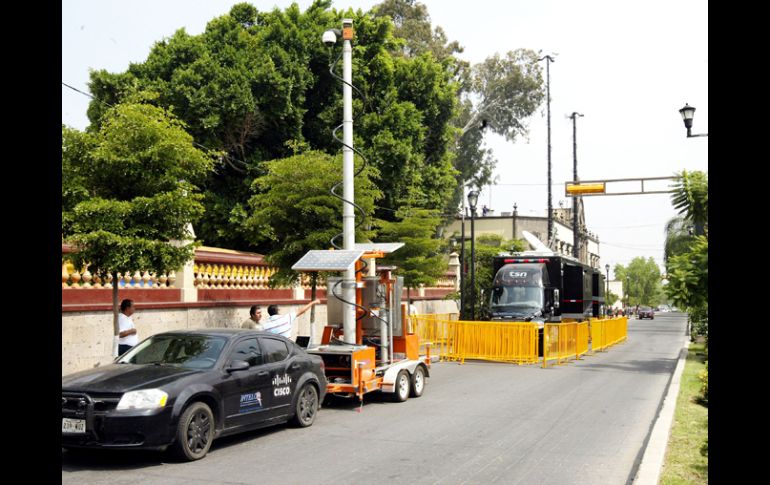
[309,272,318,345]
[112,271,120,357]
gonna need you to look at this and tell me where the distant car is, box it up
[62,329,327,461]
[637,307,655,319]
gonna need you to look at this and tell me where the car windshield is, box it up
[640,307,652,312]
[118,335,227,369]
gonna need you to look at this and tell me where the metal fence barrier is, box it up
[542,322,590,368]
[590,316,628,352]
[412,315,538,364]
[412,314,627,368]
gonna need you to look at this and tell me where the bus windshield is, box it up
[490,264,547,311]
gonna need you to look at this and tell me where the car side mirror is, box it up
[226,360,250,372]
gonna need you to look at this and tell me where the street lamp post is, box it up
[678,104,708,138]
[460,186,467,319]
[605,263,610,315]
[512,203,518,242]
[570,112,584,260]
[468,190,479,320]
[625,277,630,311]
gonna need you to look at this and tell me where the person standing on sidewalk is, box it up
[118,299,138,355]
[263,300,321,339]
[242,305,264,330]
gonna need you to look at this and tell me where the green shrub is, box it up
[698,361,708,405]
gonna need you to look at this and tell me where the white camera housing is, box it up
[322,30,338,47]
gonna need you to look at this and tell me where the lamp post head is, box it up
[605,263,610,272]
[679,103,695,130]
[467,190,479,212]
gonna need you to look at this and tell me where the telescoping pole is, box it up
[341,19,356,344]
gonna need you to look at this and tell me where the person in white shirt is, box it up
[118,299,138,355]
[263,299,320,339]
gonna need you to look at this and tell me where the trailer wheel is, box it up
[392,371,410,402]
[410,366,426,398]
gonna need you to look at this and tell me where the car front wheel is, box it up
[172,402,214,461]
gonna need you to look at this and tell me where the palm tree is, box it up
[671,170,708,236]
[663,215,694,266]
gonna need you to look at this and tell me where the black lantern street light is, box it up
[678,104,708,138]
[468,190,480,321]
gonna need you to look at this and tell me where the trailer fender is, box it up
[380,360,426,393]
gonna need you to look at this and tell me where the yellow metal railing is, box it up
[542,322,590,368]
[413,314,627,368]
[591,316,628,351]
[412,315,538,364]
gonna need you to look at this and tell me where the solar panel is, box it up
[291,250,365,271]
[353,242,404,254]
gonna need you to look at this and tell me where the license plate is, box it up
[62,418,86,434]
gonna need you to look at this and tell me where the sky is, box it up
[62,0,708,280]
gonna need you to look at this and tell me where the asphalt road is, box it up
[62,313,687,485]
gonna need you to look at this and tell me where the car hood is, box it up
[62,364,205,393]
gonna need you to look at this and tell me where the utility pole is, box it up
[570,112,584,260]
[539,54,556,244]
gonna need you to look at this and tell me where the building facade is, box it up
[442,206,601,268]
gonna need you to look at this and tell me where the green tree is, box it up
[666,236,708,340]
[244,150,382,286]
[377,208,447,303]
[452,236,527,319]
[85,1,461,252]
[671,170,708,236]
[613,257,663,307]
[62,103,215,354]
[372,0,463,61]
[666,170,708,341]
[664,215,695,266]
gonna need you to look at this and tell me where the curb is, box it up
[633,335,691,484]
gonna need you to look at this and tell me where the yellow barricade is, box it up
[542,322,590,368]
[590,316,628,351]
[413,314,626,368]
[412,315,538,364]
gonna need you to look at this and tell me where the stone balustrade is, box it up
[62,243,457,307]
[193,263,280,289]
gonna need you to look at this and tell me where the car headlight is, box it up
[117,389,168,410]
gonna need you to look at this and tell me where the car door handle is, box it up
[290,362,301,370]
[257,371,269,377]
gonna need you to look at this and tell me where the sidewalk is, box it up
[633,334,691,484]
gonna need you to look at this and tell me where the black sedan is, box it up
[637,307,655,319]
[62,329,327,461]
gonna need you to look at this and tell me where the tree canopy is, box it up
[62,102,216,340]
[613,257,663,307]
[244,149,381,286]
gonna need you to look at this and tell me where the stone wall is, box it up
[62,300,457,376]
